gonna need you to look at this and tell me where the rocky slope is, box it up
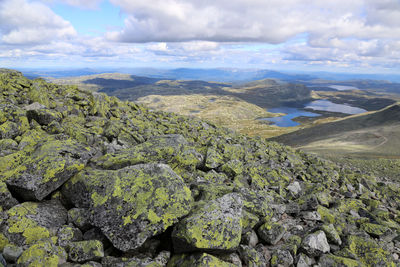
[0,69,399,266]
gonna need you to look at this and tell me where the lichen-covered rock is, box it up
[346,235,395,266]
[238,245,266,267]
[62,163,193,251]
[93,134,203,172]
[4,201,67,246]
[57,225,83,247]
[67,208,92,231]
[301,230,330,257]
[257,222,286,245]
[3,244,23,263]
[167,253,236,267]
[0,181,19,210]
[270,249,293,267]
[321,224,342,246]
[172,193,242,253]
[68,240,104,263]
[241,230,259,247]
[26,108,62,126]
[318,254,362,267]
[17,240,67,267]
[6,138,93,201]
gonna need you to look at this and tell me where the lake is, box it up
[262,100,367,127]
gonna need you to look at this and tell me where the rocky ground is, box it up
[0,69,399,266]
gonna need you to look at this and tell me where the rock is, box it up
[318,254,362,267]
[238,245,267,267]
[5,201,67,246]
[93,134,203,171]
[17,240,67,266]
[270,249,294,267]
[287,181,302,196]
[168,252,236,267]
[57,225,83,247]
[257,222,286,245]
[301,230,330,257]
[3,244,23,263]
[68,240,104,263]
[82,228,109,248]
[6,138,93,201]
[219,253,242,267]
[242,230,259,247]
[296,253,314,267]
[62,163,193,251]
[360,222,390,238]
[300,211,321,221]
[24,102,46,111]
[172,193,242,253]
[26,108,62,125]
[321,224,342,245]
[347,235,395,266]
[0,181,19,210]
[0,254,6,267]
[68,208,92,231]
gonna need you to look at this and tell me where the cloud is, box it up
[106,0,400,44]
[58,0,103,9]
[0,0,76,45]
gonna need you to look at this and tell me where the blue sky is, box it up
[1,0,400,73]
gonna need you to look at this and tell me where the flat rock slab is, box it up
[6,138,93,201]
[172,193,243,253]
[62,163,193,252]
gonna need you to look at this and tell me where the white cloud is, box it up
[0,0,76,44]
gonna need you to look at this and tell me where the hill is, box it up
[51,74,313,138]
[272,103,400,158]
[0,69,399,266]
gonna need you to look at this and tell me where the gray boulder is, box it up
[301,230,330,257]
[172,193,243,253]
[62,163,193,251]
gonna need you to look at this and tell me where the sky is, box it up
[1,0,400,73]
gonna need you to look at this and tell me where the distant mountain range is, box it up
[17,67,400,83]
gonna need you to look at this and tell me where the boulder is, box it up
[6,138,93,201]
[257,223,286,245]
[172,193,242,253]
[301,230,330,257]
[168,253,236,267]
[68,240,104,263]
[17,240,67,266]
[62,163,193,251]
[5,201,67,246]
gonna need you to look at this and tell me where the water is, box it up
[305,100,367,114]
[260,107,320,127]
[329,85,359,91]
[262,100,367,127]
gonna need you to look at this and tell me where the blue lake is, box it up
[262,100,367,127]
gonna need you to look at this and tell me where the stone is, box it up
[242,230,259,247]
[321,224,342,245]
[68,240,104,263]
[17,240,67,266]
[23,102,46,111]
[68,208,92,231]
[0,254,6,267]
[301,230,330,257]
[270,249,294,267]
[296,253,314,267]
[300,211,321,221]
[168,253,236,267]
[6,138,93,201]
[219,253,242,267]
[287,181,302,196]
[238,245,267,267]
[57,225,83,247]
[26,108,62,126]
[172,193,242,253]
[62,163,193,252]
[5,201,67,246]
[318,254,362,267]
[3,244,23,263]
[257,222,286,245]
[0,181,19,210]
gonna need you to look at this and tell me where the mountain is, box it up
[272,103,400,158]
[0,69,399,266]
